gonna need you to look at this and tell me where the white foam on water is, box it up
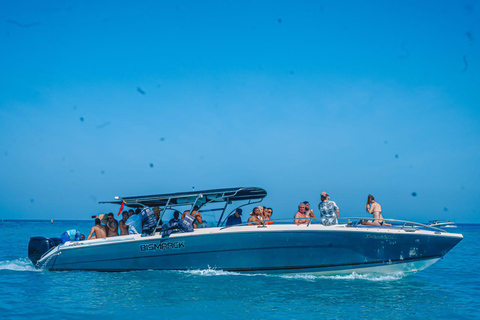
[278,272,405,282]
[278,274,318,281]
[179,268,241,276]
[0,258,41,272]
[178,268,265,277]
[318,272,405,281]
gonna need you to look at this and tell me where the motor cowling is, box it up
[28,237,58,266]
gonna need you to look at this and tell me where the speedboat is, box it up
[428,220,457,228]
[28,187,463,275]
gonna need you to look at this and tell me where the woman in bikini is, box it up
[363,195,391,226]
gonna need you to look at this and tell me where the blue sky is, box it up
[0,0,479,222]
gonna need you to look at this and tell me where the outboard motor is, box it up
[28,237,58,267]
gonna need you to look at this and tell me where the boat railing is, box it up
[338,217,449,233]
[219,218,315,230]
[219,217,449,233]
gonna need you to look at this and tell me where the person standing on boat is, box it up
[106,212,119,237]
[294,203,309,225]
[119,211,129,235]
[318,192,339,225]
[226,208,243,226]
[87,218,107,240]
[125,209,142,234]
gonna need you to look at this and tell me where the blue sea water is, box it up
[0,221,479,319]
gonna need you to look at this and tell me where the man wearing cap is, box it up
[318,192,340,225]
[226,208,243,227]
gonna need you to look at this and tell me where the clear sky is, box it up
[1,0,479,222]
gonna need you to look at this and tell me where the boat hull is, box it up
[37,226,463,275]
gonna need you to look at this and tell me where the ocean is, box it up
[0,220,479,319]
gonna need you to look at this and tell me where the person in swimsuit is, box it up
[119,211,129,235]
[87,218,107,240]
[247,207,262,225]
[106,212,119,237]
[304,201,317,221]
[294,202,309,225]
[363,195,391,226]
[265,207,273,225]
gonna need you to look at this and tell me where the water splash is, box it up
[0,258,40,272]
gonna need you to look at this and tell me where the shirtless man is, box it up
[119,211,129,235]
[191,206,204,228]
[304,201,317,221]
[87,218,107,240]
[294,202,309,225]
[247,207,262,225]
[106,212,119,237]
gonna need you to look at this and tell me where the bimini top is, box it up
[99,187,267,208]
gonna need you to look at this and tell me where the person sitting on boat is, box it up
[169,211,181,224]
[226,208,243,226]
[141,206,158,234]
[318,192,339,226]
[181,210,190,219]
[247,207,262,225]
[362,195,391,226]
[106,212,119,237]
[192,206,207,228]
[161,211,184,237]
[153,207,164,231]
[125,209,142,235]
[264,207,273,225]
[294,202,309,225]
[304,201,317,221]
[175,209,196,234]
[119,211,129,235]
[87,218,107,240]
[60,229,85,243]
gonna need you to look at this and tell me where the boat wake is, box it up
[178,268,405,281]
[178,268,263,277]
[0,258,40,272]
[279,272,405,282]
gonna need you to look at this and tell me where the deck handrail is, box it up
[219,217,449,233]
[338,217,448,233]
